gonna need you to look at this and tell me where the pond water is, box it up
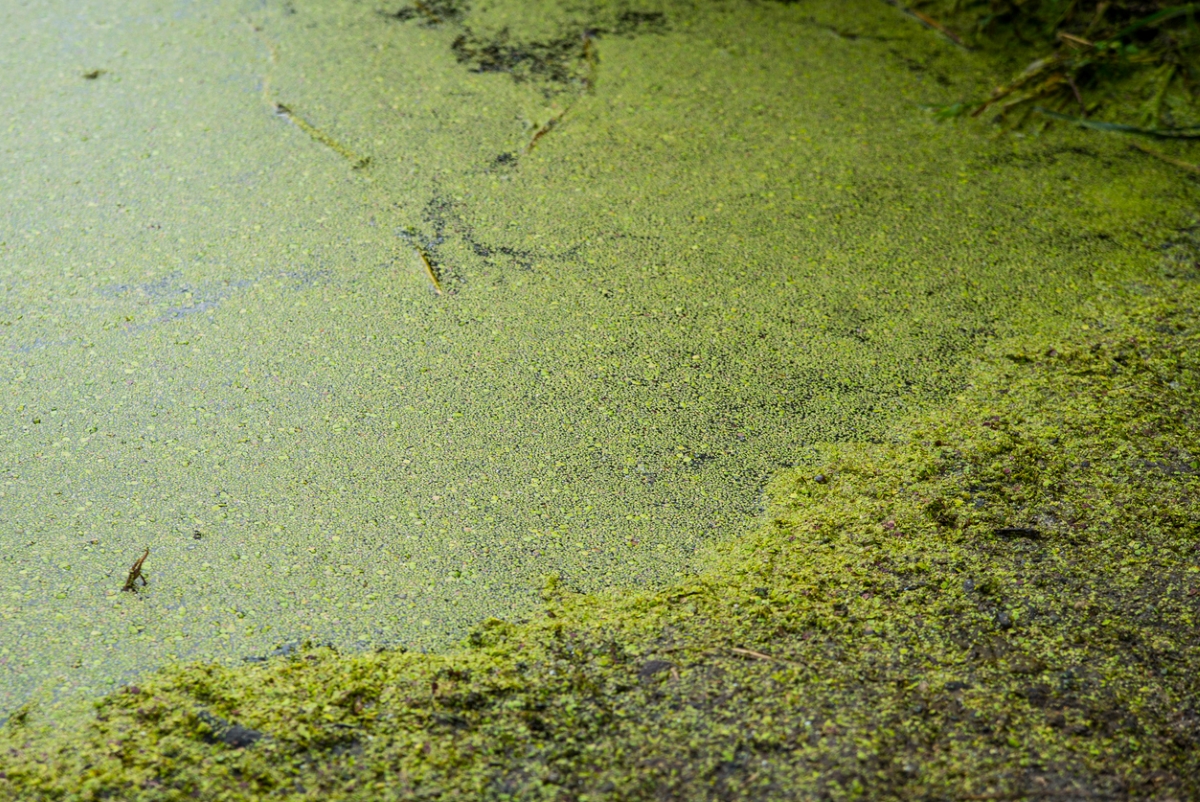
[0,0,1186,716]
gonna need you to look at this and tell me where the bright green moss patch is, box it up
[3,269,1198,799]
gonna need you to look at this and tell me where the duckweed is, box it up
[2,268,1197,800]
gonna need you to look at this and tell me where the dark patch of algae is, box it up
[3,256,1199,798]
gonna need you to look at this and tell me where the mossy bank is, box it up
[3,256,1199,798]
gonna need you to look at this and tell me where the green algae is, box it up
[3,238,1199,800]
[1,0,1197,751]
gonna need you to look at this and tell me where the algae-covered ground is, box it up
[3,236,1199,799]
[2,0,1200,796]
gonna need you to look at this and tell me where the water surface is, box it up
[0,0,1187,714]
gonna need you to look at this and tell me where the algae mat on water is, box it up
[0,0,1193,724]
[3,232,1199,799]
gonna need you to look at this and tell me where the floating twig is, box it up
[1057,31,1095,48]
[273,103,370,169]
[416,248,443,295]
[122,547,150,592]
[525,114,564,154]
[906,8,968,49]
[244,17,370,169]
[1130,142,1200,175]
[732,647,775,661]
[879,0,970,49]
[523,31,598,152]
[972,56,1064,117]
[731,647,800,666]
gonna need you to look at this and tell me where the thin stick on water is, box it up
[879,0,970,49]
[731,647,801,666]
[1130,141,1200,175]
[244,18,369,169]
[417,248,443,295]
[123,548,150,592]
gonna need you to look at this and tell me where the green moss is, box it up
[4,268,1198,798]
